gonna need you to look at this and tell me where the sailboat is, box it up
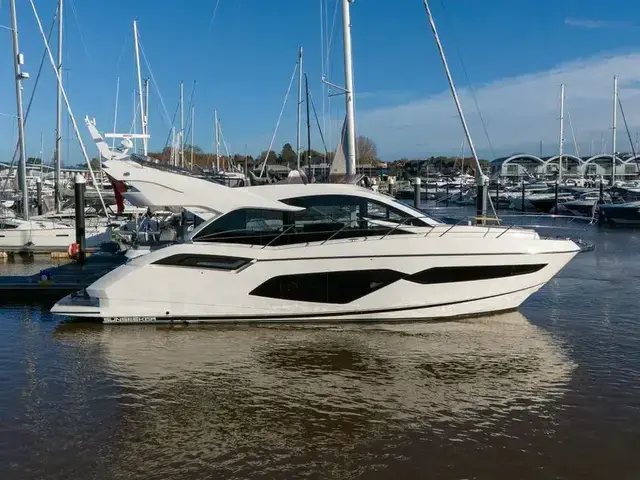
[0,0,110,252]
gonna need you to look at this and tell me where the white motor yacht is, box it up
[51,155,580,323]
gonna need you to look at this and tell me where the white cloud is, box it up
[356,53,640,160]
[564,18,634,30]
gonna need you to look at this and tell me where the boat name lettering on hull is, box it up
[104,316,157,324]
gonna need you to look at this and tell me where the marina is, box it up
[1,0,640,477]
[1,224,640,478]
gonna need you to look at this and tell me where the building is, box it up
[490,153,640,180]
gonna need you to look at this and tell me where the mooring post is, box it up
[495,180,500,210]
[476,179,484,224]
[74,174,86,265]
[413,177,421,209]
[388,177,395,197]
[521,180,526,212]
[554,181,559,215]
[599,178,604,203]
[181,209,188,240]
[445,182,449,206]
[36,177,43,216]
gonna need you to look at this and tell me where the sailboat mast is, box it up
[180,81,184,168]
[171,127,176,166]
[305,73,312,175]
[39,132,44,178]
[341,0,357,176]
[191,105,194,171]
[214,109,220,171]
[558,83,565,183]
[111,76,120,150]
[296,47,303,170]
[612,75,618,185]
[133,20,147,155]
[54,0,63,213]
[421,0,486,216]
[9,0,29,220]
[144,78,150,148]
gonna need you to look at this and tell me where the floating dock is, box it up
[0,253,127,304]
[0,246,103,260]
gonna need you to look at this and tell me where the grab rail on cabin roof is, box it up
[262,224,296,249]
[186,211,595,247]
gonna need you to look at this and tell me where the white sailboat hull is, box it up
[0,221,110,250]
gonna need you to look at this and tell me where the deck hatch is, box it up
[153,254,253,271]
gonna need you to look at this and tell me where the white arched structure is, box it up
[490,154,546,179]
[582,154,628,178]
[544,155,584,176]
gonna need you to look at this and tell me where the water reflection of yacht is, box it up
[56,311,574,419]
[53,312,575,476]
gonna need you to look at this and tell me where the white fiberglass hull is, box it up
[0,221,111,250]
[52,234,579,324]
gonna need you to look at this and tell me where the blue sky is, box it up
[2,0,640,164]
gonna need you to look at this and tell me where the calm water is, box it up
[1,224,640,479]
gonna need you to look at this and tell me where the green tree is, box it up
[90,157,101,170]
[27,157,42,165]
[183,144,203,154]
[279,143,297,166]
[258,150,279,166]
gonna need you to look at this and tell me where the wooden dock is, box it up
[0,253,127,304]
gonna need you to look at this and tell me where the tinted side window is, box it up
[192,209,284,245]
[250,269,404,304]
[283,195,427,228]
[406,264,547,284]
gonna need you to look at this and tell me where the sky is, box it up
[2,0,640,165]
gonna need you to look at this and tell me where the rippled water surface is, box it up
[1,226,640,479]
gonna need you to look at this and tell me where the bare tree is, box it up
[356,135,378,164]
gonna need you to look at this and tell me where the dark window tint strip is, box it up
[405,264,547,285]
[153,254,252,271]
[250,269,404,304]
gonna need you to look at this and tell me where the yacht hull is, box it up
[0,223,111,250]
[599,203,640,226]
[51,236,579,323]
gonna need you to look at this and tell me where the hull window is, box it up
[250,269,404,304]
[406,264,547,284]
[153,254,253,271]
[251,264,548,303]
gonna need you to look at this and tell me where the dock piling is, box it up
[388,177,395,197]
[476,183,484,224]
[599,179,604,203]
[413,177,421,209]
[554,181,559,215]
[74,174,86,265]
[36,177,43,216]
[521,181,526,212]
